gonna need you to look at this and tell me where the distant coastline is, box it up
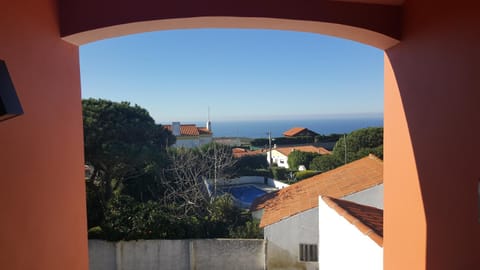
[163,117,383,139]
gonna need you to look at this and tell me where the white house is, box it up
[164,121,212,148]
[266,145,331,169]
[319,196,383,270]
[250,154,383,270]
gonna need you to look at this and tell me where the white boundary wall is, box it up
[89,239,265,270]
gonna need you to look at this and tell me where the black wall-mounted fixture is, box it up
[0,60,23,122]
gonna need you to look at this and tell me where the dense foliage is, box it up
[83,99,262,240]
[233,154,269,176]
[250,134,342,147]
[294,170,321,181]
[309,127,383,172]
[83,98,175,228]
[287,150,320,170]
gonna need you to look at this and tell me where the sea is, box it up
[204,117,383,138]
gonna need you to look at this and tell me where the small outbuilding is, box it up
[283,127,319,137]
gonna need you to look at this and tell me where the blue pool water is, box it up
[225,185,267,205]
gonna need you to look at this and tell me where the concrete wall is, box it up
[173,136,213,148]
[264,184,383,270]
[174,137,200,148]
[384,2,480,269]
[199,135,213,146]
[268,150,289,168]
[192,239,266,270]
[89,241,116,270]
[318,199,383,270]
[0,1,88,270]
[89,239,265,270]
[264,208,318,270]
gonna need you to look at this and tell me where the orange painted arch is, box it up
[2,1,480,270]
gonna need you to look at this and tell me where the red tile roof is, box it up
[164,124,211,136]
[274,145,331,156]
[252,154,383,228]
[283,127,307,137]
[322,196,383,247]
[232,148,266,158]
[197,127,212,135]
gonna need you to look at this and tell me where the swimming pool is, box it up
[223,185,267,206]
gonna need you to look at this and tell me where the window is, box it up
[299,244,318,262]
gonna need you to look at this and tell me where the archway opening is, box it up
[80,27,388,269]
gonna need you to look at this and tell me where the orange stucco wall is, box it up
[58,0,401,49]
[1,1,479,270]
[385,1,480,269]
[0,1,88,270]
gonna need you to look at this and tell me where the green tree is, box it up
[287,150,320,170]
[100,195,202,241]
[83,99,175,227]
[229,219,264,239]
[332,127,383,163]
[233,154,269,176]
[309,155,343,172]
[309,127,383,173]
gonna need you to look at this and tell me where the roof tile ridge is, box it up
[322,196,383,247]
[303,154,383,183]
[341,182,384,198]
[260,207,317,228]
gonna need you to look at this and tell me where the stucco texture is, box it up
[1,1,479,270]
[0,1,87,270]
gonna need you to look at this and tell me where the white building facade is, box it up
[164,122,212,148]
[318,197,383,270]
[262,184,383,270]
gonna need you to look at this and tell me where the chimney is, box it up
[172,122,181,136]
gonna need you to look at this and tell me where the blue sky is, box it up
[80,29,383,123]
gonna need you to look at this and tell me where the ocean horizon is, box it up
[163,117,383,139]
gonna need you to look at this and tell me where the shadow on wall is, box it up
[267,241,314,270]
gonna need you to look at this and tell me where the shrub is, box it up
[239,154,268,168]
[271,167,288,180]
[295,170,321,181]
[229,219,264,239]
[88,226,105,239]
[309,155,342,172]
[287,150,320,170]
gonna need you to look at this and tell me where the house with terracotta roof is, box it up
[251,154,383,270]
[319,196,383,270]
[283,127,319,137]
[232,147,266,158]
[266,145,331,169]
[164,121,212,148]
